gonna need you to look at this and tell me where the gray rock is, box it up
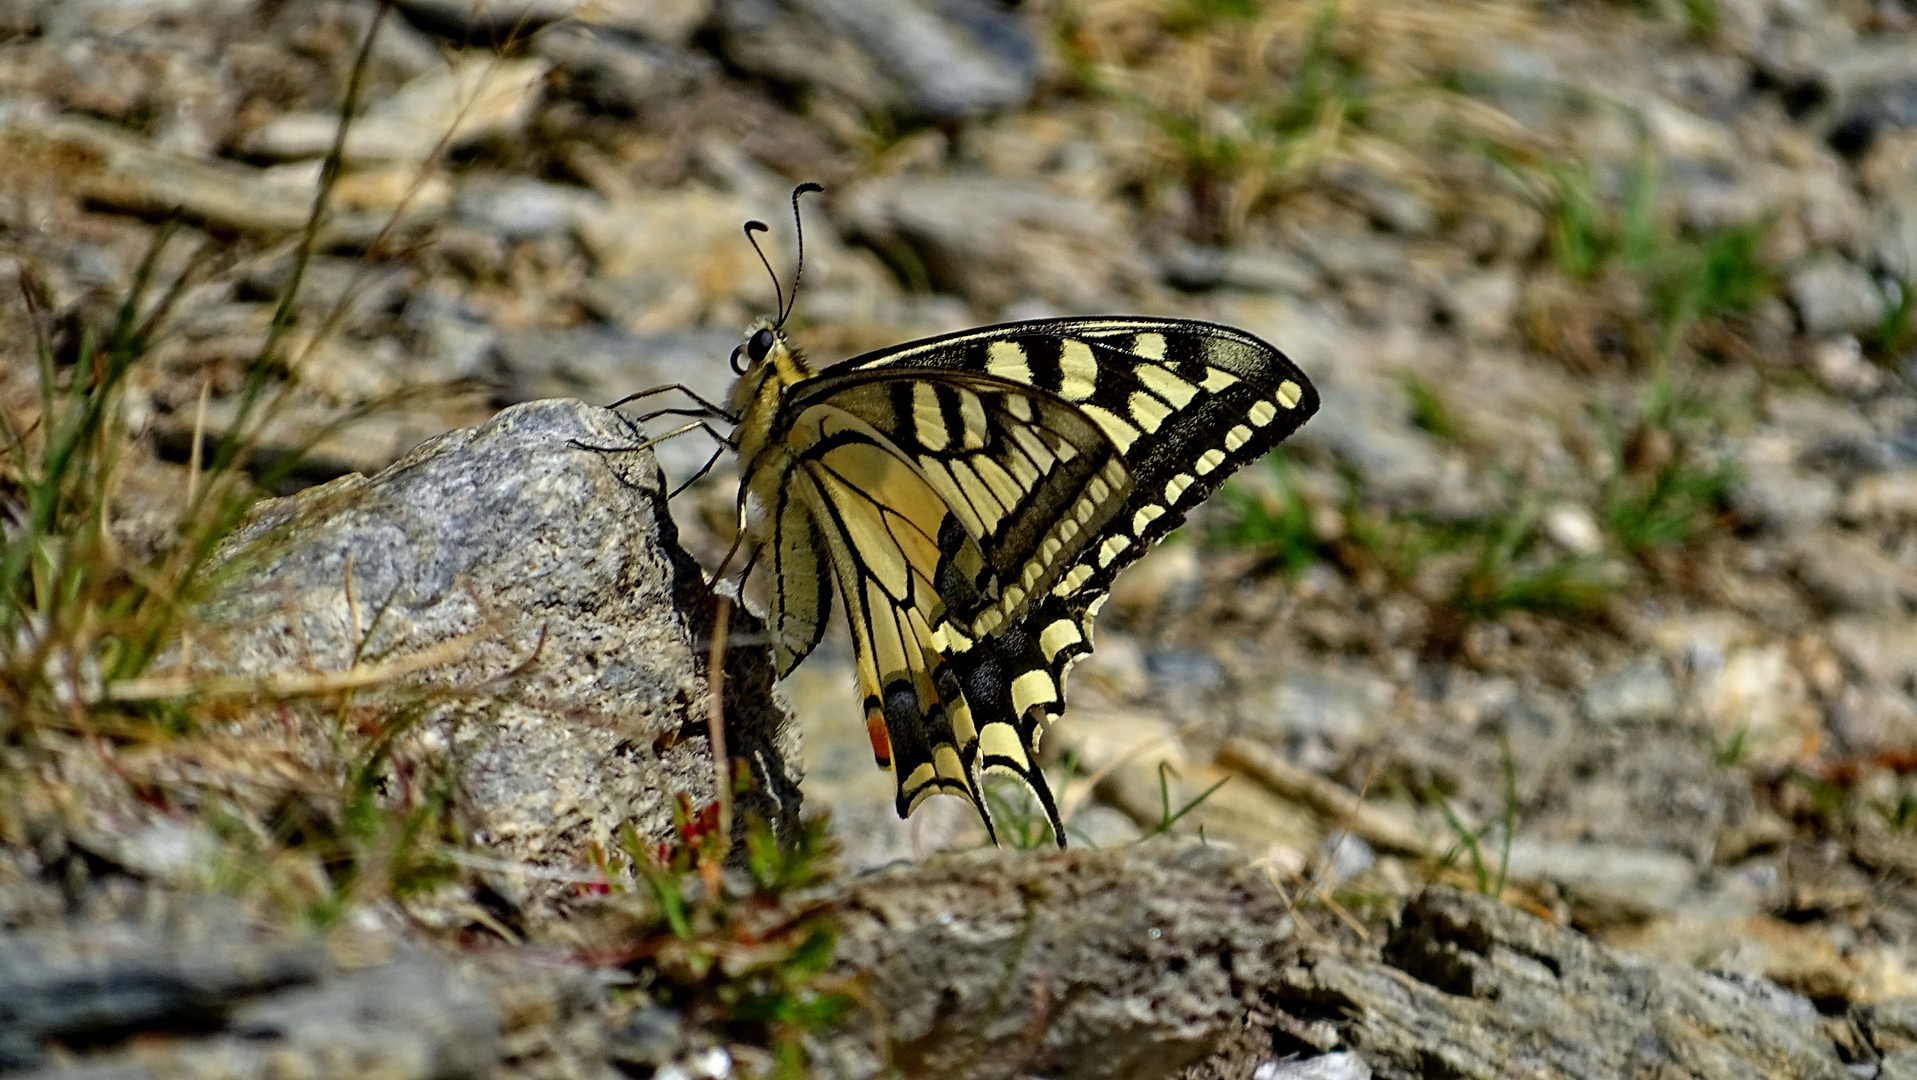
[1254,1053,1372,1080]
[404,290,499,381]
[1843,468,1917,524]
[1789,255,1889,337]
[0,900,323,1070]
[218,957,501,1080]
[1883,1050,1917,1080]
[241,59,550,166]
[1158,242,1317,295]
[194,400,800,872]
[0,894,553,1080]
[713,0,1038,121]
[1268,887,1850,1079]
[2,112,371,240]
[1500,838,1698,923]
[1296,387,1470,513]
[532,22,706,114]
[1816,39,1917,148]
[1236,667,1396,745]
[453,175,603,241]
[838,174,1148,313]
[1731,458,1839,535]
[1581,659,1679,725]
[1827,685,1917,756]
[1828,617,1917,688]
[1325,162,1435,236]
[397,0,711,44]
[570,185,776,329]
[1438,267,1521,342]
[1792,528,1917,614]
[1873,185,1917,281]
[826,841,1296,1080]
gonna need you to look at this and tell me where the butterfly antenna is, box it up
[743,219,783,324]
[780,182,825,328]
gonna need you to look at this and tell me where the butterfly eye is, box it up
[748,327,777,364]
[729,345,748,375]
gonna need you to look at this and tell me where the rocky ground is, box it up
[4,0,1917,1076]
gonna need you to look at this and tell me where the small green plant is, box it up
[619,806,852,1079]
[1215,459,1325,576]
[1130,0,1368,240]
[1450,507,1615,621]
[982,776,1060,850]
[1163,0,1263,33]
[1871,790,1917,833]
[1154,760,1229,835]
[1597,400,1736,557]
[1541,153,1773,358]
[1403,375,1462,441]
[1430,737,1517,897]
[1863,276,1916,364]
[1712,726,1751,767]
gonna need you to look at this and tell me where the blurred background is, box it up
[3,0,1917,1008]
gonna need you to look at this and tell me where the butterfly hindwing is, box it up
[753,317,1318,845]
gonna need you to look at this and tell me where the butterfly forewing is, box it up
[748,316,1318,845]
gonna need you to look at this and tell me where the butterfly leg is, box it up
[668,444,727,499]
[606,383,737,420]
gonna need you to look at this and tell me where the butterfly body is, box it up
[722,316,1318,845]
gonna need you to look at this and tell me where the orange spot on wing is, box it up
[866,710,894,769]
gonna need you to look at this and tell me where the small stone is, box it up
[838,174,1148,313]
[1068,804,1144,848]
[1157,242,1317,295]
[533,22,705,113]
[1255,1052,1373,1080]
[1440,266,1521,341]
[243,58,551,165]
[1810,336,1887,396]
[1325,161,1434,235]
[455,175,602,241]
[1874,186,1917,281]
[610,1008,687,1069]
[1582,659,1678,726]
[712,0,1039,121]
[1788,256,1889,337]
[1502,839,1698,923]
[1733,438,1840,534]
[1793,528,1917,615]
[1828,686,1917,756]
[1695,643,1817,762]
[573,186,776,329]
[1829,617,1917,688]
[1544,502,1604,556]
[1237,667,1397,745]
[1843,469,1917,523]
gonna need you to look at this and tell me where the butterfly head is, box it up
[729,316,813,399]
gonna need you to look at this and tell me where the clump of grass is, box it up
[1214,458,1328,577]
[1063,0,1537,243]
[1862,275,1916,366]
[1531,153,1774,367]
[616,806,852,1078]
[1596,391,1736,558]
[1448,506,1615,621]
[1403,375,1462,441]
[1429,735,1518,897]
